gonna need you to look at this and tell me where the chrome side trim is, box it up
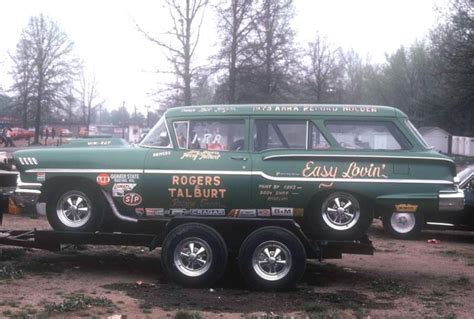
[438,189,465,211]
[15,189,41,194]
[25,168,143,174]
[426,222,455,227]
[262,153,455,163]
[101,190,138,223]
[146,169,252,175]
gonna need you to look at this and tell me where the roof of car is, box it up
[164,104,407,118]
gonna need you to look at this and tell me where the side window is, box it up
[173,121,189,149]
[326,121,407,150]
[186,120,245,151]
[254,120,329,151]
[140,117,171,147]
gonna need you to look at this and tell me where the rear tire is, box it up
[308,192,372,239]
[161,223,228,288]
[46,184,105,232]
[238,227,306,291]
[382,211,422,239]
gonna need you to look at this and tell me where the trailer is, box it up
[0,195,373,291]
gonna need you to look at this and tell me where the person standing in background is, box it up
[44,128,49,144]
[51,128,56,140]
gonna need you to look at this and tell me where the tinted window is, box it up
[326,121,407,150]
[254,120,329,151]
[187,120,245,151]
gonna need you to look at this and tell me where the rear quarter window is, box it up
[325,120,410,150]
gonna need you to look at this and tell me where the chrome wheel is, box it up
[174,238,212,277]
[252,241,292,281]
[56,191,92,228]
[391,212,416,234]
[322,193,360,230]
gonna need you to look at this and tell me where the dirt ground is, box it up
[0,214,473,318]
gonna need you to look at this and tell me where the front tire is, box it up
[238,227,306,291]
[382,211,422,239]
[161,223,228,288]
[308,192,372,239]
[46,184,105,232]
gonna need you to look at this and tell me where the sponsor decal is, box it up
[113,183,136,191]
[135,208,145,216]
[110,173,140,183]
[168,208,187,216]
[190,209,226,216]
[96,173,110,187]
[180,150,221,161]
[113,189,124,197]
[302,161,388,188]
[145,208,164,216]
[36,172,46,182]
[395,204,418,213]
[236,209,256,217]
[294,208,304,217]
[257,209,271,217]
[252,105,377,113]
[271,207,294,217]
[123,193,142,206]
[152,151,171,157]
[168,175,226,199]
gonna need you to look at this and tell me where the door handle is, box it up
[231,156,248,161]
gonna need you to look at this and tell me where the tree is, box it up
[78,69,104,131]
[12,14,77,144]
[137,0,209,106]
[430,0,474,135]
[301,33,344,103]
[10,37,34,128]
[215,0,254,103]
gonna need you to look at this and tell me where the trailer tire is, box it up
[308,192,372,239]
[382,211,422,239]
[238,227,306,291]
[161,223,227,288]
[46,184,104,232]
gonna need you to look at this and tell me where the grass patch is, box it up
[371,279,411,295]
[303,302,327,314]
[43,293,114,314]
[0,264,23,280]
[175,311,202,319]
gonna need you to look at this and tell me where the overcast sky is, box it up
[0,0,447,113]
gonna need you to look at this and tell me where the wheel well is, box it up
[38,176,102,203]
[305,189,374,216]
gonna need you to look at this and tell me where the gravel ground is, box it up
[0,213,473,318]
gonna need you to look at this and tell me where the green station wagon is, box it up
[13,105,464,239]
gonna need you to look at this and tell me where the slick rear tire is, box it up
[382,211,423,239]
[161,223,228,288]
[46,184,105,232]
[308,192,372,239]
[238,227,306,291]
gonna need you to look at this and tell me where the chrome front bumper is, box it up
[438,189,465,212]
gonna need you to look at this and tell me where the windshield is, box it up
[405,120,430,149]
[140,116,171,148]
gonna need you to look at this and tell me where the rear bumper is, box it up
[438,189,465,212]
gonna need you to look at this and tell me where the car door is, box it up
[250,118,331,218]
[143,116,251,218]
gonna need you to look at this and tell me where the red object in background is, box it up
[10,127,33,140]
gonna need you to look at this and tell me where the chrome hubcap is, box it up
[391,212,416,233]
[56,191,92,228]
[322,194,360,230]
[252,241,292,281]
[174,238,212,277]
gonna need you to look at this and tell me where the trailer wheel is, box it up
[382,212,422,239]
[46,184,104,232]
[308,192,372,239]
[238,227,306,291]
[161,223,227,288]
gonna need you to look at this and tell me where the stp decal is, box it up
[123,193,142,206]
[96,173,110,187]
